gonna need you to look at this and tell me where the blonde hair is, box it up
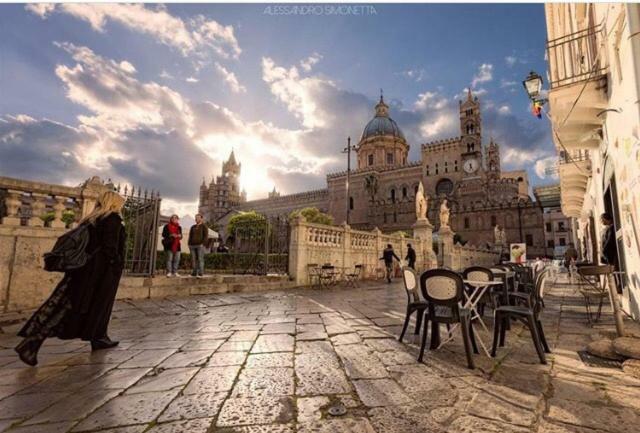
[81,191,126,225]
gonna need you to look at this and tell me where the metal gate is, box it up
[117,185,161,276]
[230,216,289,275]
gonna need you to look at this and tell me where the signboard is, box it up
[510,243,527,264]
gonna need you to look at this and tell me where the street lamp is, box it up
[342,137,353,225]
[522,71,544,102]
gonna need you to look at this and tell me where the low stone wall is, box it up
[0,226,65,312]
[437,226,500,270]
[117,274,297,300]
[288,216,437,286]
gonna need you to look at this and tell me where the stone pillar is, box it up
[412,218,435,270]
[2,190,22,226]
[373,227,383,278]
[288,215,308,285]
[51,196,67,229]
[438,226,455,269]
[28,193,47,227]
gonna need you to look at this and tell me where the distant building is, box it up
[198,150,247,224]
[533,184,576,258]
[200,90,547,256]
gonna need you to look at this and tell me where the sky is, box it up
[0,3,556,217]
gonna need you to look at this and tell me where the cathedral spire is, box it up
[375,89,389,117]
[467,86,473,101]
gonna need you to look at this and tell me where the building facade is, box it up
[198,150,247,223]
[201,91,546,256]
[544,3,640,317]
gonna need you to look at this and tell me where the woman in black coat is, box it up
[15,191,127,366]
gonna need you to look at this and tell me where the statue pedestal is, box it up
[413,218,436,269]
[438,226,455,269]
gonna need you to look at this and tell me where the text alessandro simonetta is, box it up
[263,5,378,16]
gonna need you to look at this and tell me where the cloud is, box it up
[159,70,174,80]
[186,77,199,83]
[399,68,426,82]
[471,63,493,87]
[300,53,322,72]
[26,4,241,60]
[500,79,518,88]
[214,62,246,93]
[498,105,511,115]
[505,55,527,67]
[534,155,558,180]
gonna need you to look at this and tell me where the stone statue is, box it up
[439,199,450,228]
[494,225,503,245]
[415,182,428,220]
[500,227,507,245]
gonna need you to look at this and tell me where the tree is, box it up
[227,211,267,239]
[364,174,379,202]
[289,207,333,225]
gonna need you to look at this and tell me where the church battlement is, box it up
[326,161,421,179]
[421,136,462,151]
[242,188,329,206]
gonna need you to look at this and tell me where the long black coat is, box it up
[19,212,126,341]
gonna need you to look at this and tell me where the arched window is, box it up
[402,187,407,198]
[435,163,439,175]
[517,176,524,182]
[390,188,396,203]
[414,184,419,195]
[491,215,497,226]
[349,196,354,210]
[368,154,374,166]
[445,161,448,173]
[464,217,470,229]
[426,165,430,176]
[393,212,397,223]
[454,160,459,171]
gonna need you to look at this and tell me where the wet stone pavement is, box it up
[1,275,640,432]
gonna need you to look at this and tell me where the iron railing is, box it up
[546,24,607,89]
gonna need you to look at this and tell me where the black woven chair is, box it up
[419,269,477,369]
[399,267,427,342]
[491,268,551,364]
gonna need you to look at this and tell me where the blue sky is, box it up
[0,3,554,215]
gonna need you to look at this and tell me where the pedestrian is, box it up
[380,243,400,283]
[162,214,182,277]
[15,191,126,366]
[188,214,208,278]
[564,243,578,267]
[600,213,617,266]
[405,243,416,269]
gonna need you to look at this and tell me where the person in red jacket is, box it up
[162,215,183,277]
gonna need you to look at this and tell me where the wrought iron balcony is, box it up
[558,149,591,165]
[546,24,607,89]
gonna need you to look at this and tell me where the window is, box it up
[383,213,387,223]
[393,212,397,223]
[390,189,396,203]
[435,163,439,175]
[402,187,407,198]
[464,217,470,229]
[386,152,394,164]
[426,165,430,176]
[547,240,555,248]
[435,178,454,196]
[466,109,473,116]
[558,221,565,231]
[445,162,448,173]
[545,223,552,232]
[414,185,419,195]
[368,154,374,166]
[559,237,566,246]
[466,124,474,135]
[525,234,534,246]
[454,160,458,172]
[491,215,497,226]
[349,197,354,210]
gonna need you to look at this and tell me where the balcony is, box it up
[546,24,608,151]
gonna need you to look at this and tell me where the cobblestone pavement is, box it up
[1,275,640,432]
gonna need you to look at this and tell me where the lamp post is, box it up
[342,137,353,225]
[522,70,546,103]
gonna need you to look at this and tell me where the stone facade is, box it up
[205,90,546,256]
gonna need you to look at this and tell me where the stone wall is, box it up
[287,216,434,285]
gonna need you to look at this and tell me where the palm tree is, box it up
[364,174,378,203]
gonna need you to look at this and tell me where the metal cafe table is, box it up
[456,279,503,356]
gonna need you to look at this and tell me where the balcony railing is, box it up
[558,149,591,165]
[547,24,607,89]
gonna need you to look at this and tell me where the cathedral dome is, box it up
[361,95,405,141]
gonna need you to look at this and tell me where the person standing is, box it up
[380,244,401,283]
[162,215,182,277]
[188,214,208,278]
[600,213,618,266]
[15,191,127,366]
[405,243,416,269]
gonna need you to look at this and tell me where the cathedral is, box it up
[199,90,546,256]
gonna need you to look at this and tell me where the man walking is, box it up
[188,214,208,278]
[380,244,401,283]
[405,243,416,269]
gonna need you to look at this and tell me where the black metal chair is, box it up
[419,269,477,369]
[576,265,613,324]
[399,267,427,343]
[491,268,551,364]
[344,264,363,288]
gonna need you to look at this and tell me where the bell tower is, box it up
[486,138,501,179]
[459,88,483,177]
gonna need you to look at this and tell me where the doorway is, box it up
[603,174,627,294]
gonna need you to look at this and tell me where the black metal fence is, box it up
[228,216,290,275]
[118,185,161,277]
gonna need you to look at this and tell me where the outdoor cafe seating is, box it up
[400,260,552,369]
